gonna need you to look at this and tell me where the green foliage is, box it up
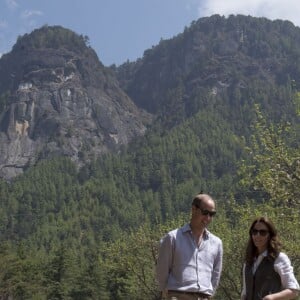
[0,102,299,298]
[13,25,90,53]
[294,91,300,116]
[239,104,300,206]
[0,242,47,299]
[101,216,187,299]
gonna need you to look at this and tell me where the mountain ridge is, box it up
[116,14,300,127]
[1,15,300,180]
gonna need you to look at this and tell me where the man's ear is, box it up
[191,205,197,215]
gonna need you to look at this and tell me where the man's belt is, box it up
[168,290,211,299]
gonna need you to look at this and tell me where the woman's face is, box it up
[251,221,270,254]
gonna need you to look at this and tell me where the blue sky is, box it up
[1,0,300,66]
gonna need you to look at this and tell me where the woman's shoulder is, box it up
[274,252,291,265]
[277,252,289,260]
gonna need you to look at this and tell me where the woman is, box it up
[241,216,299,300]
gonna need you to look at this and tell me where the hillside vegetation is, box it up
[0,15,299,299]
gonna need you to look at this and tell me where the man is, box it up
[156,193,223,300]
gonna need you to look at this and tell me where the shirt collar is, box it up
[255,250,268,261]
[259,250,268,257]
[183,223,191,233]
[184,223,210,239]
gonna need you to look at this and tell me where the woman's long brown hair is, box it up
[244,216,282,265]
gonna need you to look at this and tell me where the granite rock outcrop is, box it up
[0,26,151,179]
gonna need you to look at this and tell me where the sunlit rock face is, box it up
[0,26,152,179]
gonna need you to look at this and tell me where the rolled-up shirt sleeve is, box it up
[156,233,173,291]
[274,252,300,291]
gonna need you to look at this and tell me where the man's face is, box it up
[193,199,216,227]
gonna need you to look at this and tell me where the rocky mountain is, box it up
[0,26,151,179]
[116,15,300,128]
[1,15,300,180]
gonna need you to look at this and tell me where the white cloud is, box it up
[5,0,18,10]
[21,9,43,19]
[196,0,300,26]
[19,9,44,29]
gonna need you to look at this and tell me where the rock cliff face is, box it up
[0,26,151,179]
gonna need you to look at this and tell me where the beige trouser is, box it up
[165,290,211,300]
